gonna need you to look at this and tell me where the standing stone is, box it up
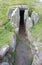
[27,31,35,43]
[31,11,39,24]
[10,33,16,52]
[24,10,28,22]
[26,17,33,31]
[10,8,20,29]
[7,8,15,19]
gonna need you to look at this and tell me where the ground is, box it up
[0,0,42,46]
[15,19,33,65]
[15,31,33,65]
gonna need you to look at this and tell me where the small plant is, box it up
[28,7,33,17]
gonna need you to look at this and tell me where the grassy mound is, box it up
[0,0,42,46]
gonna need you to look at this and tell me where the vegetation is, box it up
[0,0,42,47]
[30,20,42,42]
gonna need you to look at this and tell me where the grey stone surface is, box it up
[31,11,39,24]
[7,7,15,19]
[10,8,20,29]
[32,54,42,65]
[13,5,28,10]
[24,10,28,22]
[31,41,42,65]
[1,62,9,65]
[15,28,19,34]
[31,45,39,55]
[7,5,29,29]
[7,5,28,20]
[26,17,33,30]
[32,42,42,55]
[10,33,16,52]
[0,45,9,58]
[28,31,35,43]
[32,42,42,47]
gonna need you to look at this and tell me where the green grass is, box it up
[0,0,42,25]
[30,20,42,42]
[0,30,13,47]
[0,0,42,47]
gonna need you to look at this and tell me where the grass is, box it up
[0,0,42,25]
[30,20,42,42]
[0,0,42,47]
[0,30,13,47]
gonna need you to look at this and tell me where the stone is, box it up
[1,62,9,65]
[32,46,39,55]
[10,8,20,29]
[26,17,33,31]
[10,33,16,52]
[28,31,35,43]
[32,42,42,55]
[20,5,28,9]
[31,42,39,55]
[7,5,29,28]
[14,5,28,10]
[15,27,19,34]
[33,42,42,48]
[24,10,28,22]
[32,55,42,65]
[7,7,15,19]
[31,11,39,24]
[0,45,9,58]
[32,42,42,65]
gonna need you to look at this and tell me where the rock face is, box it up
[13,5,28,10]
[1,62,9,65]
[26,17,33,30]
[24,10,28,22]
[32,54,42,65]
[10,33,16,52]
[0,44,15,65]
[7,8,15,19]
[32,42,42,55]
[10,8,20,29]
[32,42,42,65]
[15,28,19,34]
[31,11,39,24]
[0,45,9,58]
[27,31,35,43]
[7,5,29,30]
